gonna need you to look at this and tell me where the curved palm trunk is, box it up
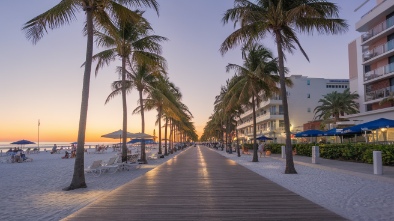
[169,119,173,154]
[164,117,168,155]
[227,118,232,154]
[275,32,297,174]
[236,121,240,157]
[252,95,258,162]
[139,90,147,164]
[121,56,128,162]
[158,107,162,155]
[65,8,94,191]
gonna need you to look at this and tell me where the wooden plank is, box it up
[63,146,345,221]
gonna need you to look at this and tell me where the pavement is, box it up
[269,153,394,183]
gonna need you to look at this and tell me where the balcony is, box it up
[362,16,394,43]
[365,86,394,102]
[363,39,394,62]
[364,63,394,82]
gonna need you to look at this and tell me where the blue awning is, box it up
[294,130,324,137]
[342,118,394,134]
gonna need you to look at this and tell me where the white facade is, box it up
[347,0,394,122]
[236,75,349,143]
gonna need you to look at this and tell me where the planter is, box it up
[265,150,271,156]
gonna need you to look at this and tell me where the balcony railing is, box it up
[363,15,394,42]
[364,63,394,81]
[365,86,394,102]
[363,39,394,61]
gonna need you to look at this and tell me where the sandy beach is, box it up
[1,146,394,221]
[0,147,181,221]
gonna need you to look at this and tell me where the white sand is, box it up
[0,148,180,221]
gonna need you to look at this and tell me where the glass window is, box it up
[307,80,310,85]
[307,93,310,98]
[307,108,311,112]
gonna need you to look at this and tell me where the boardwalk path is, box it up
[63,146,345,221]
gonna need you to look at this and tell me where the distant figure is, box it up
[51,144,57,154]
[258,141,265,158]
[71,144,76,158]
[62,151,70,159]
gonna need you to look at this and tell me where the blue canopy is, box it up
[11,139,36,145]
[294,130,324,137]
[322,128,343,136]
[256,135,273,141]
[342,118,394,134]
[127,139,155,144]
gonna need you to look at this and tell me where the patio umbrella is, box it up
[294,130,324,137]
[101,129,135,145]
[11,139,36,145]
[130,132,153,139]
[256,135,273,141]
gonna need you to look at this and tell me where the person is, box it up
[62,151,70,159]
[71,144,76,158]
[51,144,57,154]
[258,141,265,158]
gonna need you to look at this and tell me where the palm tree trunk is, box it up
[64,8,94,191]
[121,56,127,162]
[158,107,162,155]
[139,90,147,164]
[227,118,232,154]
[275,32,297,174]
[236,121,240,157]
[252,95,258,162]
[164,117,168,155]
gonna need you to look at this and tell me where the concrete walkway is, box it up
[63,146,345,221]
[269,153,394,183]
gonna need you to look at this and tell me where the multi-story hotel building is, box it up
[236,75,349,143]
[347,0,394,122]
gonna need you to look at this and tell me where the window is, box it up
[279,120,285,128]
[307,108,311,112]
[279,105,283,115]
[307,80,310,85]
[307,93,310,98]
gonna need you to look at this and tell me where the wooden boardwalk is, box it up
[63,146,345,221]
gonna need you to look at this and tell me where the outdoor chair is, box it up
[84,160,103,177]
[101,157,119,174]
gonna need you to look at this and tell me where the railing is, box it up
[363,15,394,42]
[363,39,394,61]
[364,63,394,81]
[361,0,387,19]
[365,86,394,102]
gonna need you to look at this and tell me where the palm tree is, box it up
[94,14,167,163]
[314,89,360,123]
[225,44,282,162]
[221,0,348,173]
[23,0,159,190]
[379,92,394,107]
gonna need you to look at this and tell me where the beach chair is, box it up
[84,160,103,177]
[101,157,119,174]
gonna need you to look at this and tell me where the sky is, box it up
[0,0,377,142]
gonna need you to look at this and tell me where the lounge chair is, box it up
[84,160,103,177]
[101,157,119,174]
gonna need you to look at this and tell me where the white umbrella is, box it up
[130,132,153,139]
[101,129,135,145]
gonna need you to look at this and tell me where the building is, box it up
[347,0,394,123]
[236,75,349,143]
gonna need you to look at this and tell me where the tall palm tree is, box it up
[225,44,282,162]
[314,89,360,123]
[94,14,167,162]
[221,0,348,173]
[23,0,159,190]
[135,76,180,156]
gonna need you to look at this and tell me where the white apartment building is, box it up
[347,0,394,123]
[236,75,349,143]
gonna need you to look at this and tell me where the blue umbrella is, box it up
[294,130,324,137]
[342,118,394,134]
[11,139,36,145]
[256,135,273,141]
[127,139,155,144]
[322,128,343,136]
